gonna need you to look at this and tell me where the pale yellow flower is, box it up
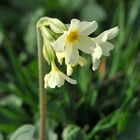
[44,62,77,88]
[91,27,119,71]
[53,19,98,65]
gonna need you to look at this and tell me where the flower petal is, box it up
[80,21,98,35]
[44,73,50,88]
[101,42,115,56]
[55,72,64,87]
[60,72,77,85]
[91,55,100,71]
[96,27,119,42]
[66,65,73,76]
[53,33,66,52]
[92,44,102,59]
[65,45,79,65]
[56,51,65,65]
[69,19,81,31]
[77,36,96,54]
[48,72,57,88]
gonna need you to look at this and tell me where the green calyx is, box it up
[43,42,55,65]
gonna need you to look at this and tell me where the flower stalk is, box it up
[37,25,46,140]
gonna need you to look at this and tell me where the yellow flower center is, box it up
[66,30,78,44]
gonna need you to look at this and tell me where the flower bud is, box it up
[48,18,67,33]
[43,43,55,64]
[41,27,55,42]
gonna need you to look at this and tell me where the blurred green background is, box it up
[0,0,140,140]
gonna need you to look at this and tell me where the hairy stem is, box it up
[37,26,46,140]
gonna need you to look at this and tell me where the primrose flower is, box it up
[53,19,98,65]
[44,62,77,88]
[91,27,119,71]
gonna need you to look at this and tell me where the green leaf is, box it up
[88,90,98,107]
[88,110,121,139]
[116,114,140,140]
[0,95,22,107]
[0,55,7,71]
[10,124,35,140]
[47,100,66,123]
[46,119,58,140]
[117,111,130,134]
[0,81,10,93]
[0,124,18,134]
[78,67,89,94]
[62,124,87,140]
[0,23,4,46]
[47,128,58,140]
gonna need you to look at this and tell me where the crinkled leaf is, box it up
[10,124,35,140]
[62,124,87,140]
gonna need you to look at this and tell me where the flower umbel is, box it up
[37,17,119,88]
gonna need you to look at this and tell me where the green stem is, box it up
[37,26,46,140]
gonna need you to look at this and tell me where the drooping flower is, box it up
[53,19,98,65]
[91,27,119,71]
[44,62,77,88]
